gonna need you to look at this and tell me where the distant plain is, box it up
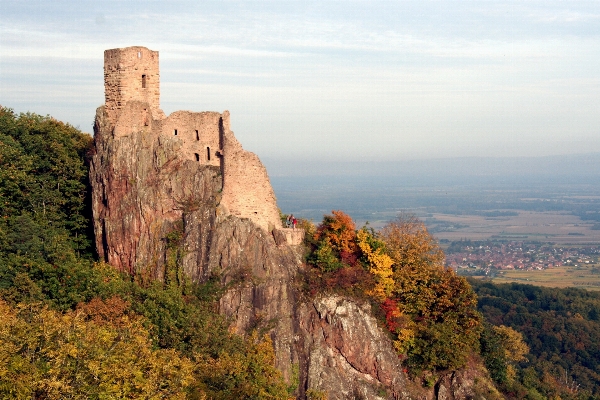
[429,212,600,244]
[270,155,600,290]
[486,264,600,291]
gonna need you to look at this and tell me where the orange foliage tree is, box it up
[306,211,373,294]
[306,211,483,372]
[314,210,357,255]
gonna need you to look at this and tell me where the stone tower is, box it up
[104,46,161,122]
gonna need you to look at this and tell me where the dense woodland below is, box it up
[1,106,600,399]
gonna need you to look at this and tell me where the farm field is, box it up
[482,264,600,291]
[429,211,600,245]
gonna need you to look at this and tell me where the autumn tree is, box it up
[194,332,289,400]
[380,214,444,269]
[305,212,482,372]
[0,299,195,399]
[306,211,373,295]
[356,228,394,301]
[480,323,529,386]
[314,210,357,255]
[308,210,356,273]
[379,215,482,371]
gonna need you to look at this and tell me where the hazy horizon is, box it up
[2,1,599,162]
[264,152,600,179]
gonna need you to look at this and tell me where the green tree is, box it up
[0,107,93,256]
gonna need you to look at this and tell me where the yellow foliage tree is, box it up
[379,215,482,371]
[0,299,195,399]
[194,331,290,400]
[493,325,529,363]
[356,228,395,301]
[380,214,444,270]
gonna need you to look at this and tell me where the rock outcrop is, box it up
[90,46,496,399]
[298,296,413,399]
[90,102,301,379]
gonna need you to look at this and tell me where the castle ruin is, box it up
[101,46,282,233]
[91,46,304,272]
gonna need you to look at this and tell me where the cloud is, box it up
[1,1,599,159]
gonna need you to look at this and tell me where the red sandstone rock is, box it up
[90,46,496,400]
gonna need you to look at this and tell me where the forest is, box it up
[471,280,600,398]
[1,106,599,399]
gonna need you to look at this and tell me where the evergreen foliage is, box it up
[0,107,94,256]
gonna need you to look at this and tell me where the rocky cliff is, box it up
[90,104,500,399]
[90,46,497,400]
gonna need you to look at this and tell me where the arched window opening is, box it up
[195,153,200,162]
[142,74,147,88]
[207,147,211,161]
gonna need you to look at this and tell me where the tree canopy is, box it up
[304,211,482,372]
[472,279,600,399]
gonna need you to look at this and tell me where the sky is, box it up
[1,1,599,162]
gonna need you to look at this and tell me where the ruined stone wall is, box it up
[220,112,281,232]
[158,111,223,167]
[104,46,161,123]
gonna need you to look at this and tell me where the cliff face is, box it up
[298,296,412,399]
[90,103,300,377]
[90,100,410,395]
[90,46,496,400]
[90,103,496,399]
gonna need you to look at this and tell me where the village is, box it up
[444,240,600,273]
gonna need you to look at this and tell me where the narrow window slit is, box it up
[195,130,199,140]
[174,129,178,136]
[142,74,147,88]
[195,153,200,162]
[207,147,211,161]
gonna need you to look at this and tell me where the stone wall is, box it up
[159,111,223,167]
[220,111,281,232]
[104,46,161,123]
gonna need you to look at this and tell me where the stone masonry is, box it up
[104,46,163,122]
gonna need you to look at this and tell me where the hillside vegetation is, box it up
[0,107,289,399]
[301,211,483,374]
[471,279,600,399]
[2,107,599,399]
[300,212,600,399]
